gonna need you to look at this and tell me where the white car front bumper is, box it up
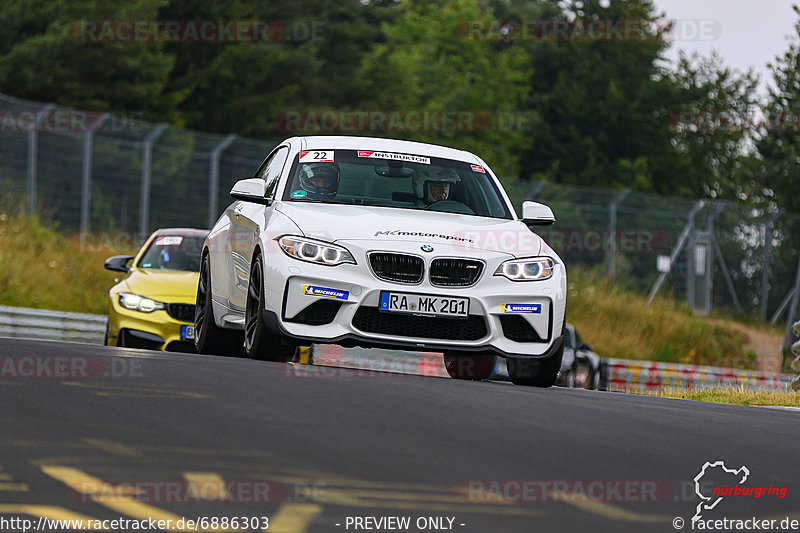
[260,239,567,359]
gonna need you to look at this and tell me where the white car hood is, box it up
[275,202,542,256]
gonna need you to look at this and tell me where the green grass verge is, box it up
[0,210,134,314]
[628,385,800,407]
[567,269,758,368]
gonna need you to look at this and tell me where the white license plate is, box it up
[379,292,469,318]
[181,325,195,341]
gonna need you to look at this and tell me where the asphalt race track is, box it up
[0,336,798,533]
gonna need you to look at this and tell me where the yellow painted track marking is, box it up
[0,482,29,491]
[61,382,209,399]
[547,491,667,522]
[40,466,234,532]
[83,438,141,456]
[268,504,322,533]
[183,472,231,501]
[0,505,106,530]
[0,465,27,490]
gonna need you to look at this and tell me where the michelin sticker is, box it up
[500,303,542,314]
[301,285,349,300]
[299,150,334,163]
[357,151,430,165]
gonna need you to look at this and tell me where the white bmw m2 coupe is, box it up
[194,136,567,386]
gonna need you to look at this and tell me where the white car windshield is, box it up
[281,149,512,219]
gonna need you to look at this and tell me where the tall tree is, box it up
[517,0,680,192]
[157,0,397,135]
[356,0,531,180]
[662,52,759,199]
[0,0,174,115]
[756,5,800,214]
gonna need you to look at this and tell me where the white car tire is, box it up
[245,254,298,362]
[195,254,244,356]
[506,341,564,388]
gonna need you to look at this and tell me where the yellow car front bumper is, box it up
[107,297,196,352]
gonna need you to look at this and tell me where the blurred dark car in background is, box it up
[557,323,602,390]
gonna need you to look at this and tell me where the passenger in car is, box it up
[412,168,461,207]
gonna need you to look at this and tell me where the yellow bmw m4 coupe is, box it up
[104,228,207,351]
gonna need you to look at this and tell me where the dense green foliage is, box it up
[0,0,797,212]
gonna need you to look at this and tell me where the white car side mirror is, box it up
[230,178,271,205]
[521,201,555,226]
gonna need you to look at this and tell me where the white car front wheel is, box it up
[245,254,298,362]
[195,254,244,356]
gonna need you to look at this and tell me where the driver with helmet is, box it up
[412,168,461,207]
[298,162,340,200]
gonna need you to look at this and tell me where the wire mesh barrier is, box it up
[526,182,800,350]
[0,93,275,234]
[0,92,799,346]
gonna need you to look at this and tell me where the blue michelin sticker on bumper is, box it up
[301,284,349,300]
[500,303,542,314]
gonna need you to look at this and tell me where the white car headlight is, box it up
[278,236,356,266]
[494,257,554,281]
[118,292,166,313]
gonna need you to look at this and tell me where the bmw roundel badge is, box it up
[421,245,434,253]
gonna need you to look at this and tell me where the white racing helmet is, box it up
[412,168,461,203]
[298,162,340,200]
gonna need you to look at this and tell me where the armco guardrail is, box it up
[0,305,795,391]
[603,358,795,391]
[0,305,105,344]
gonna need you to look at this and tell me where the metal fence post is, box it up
[526,180,545,200]
[606,189,630,280]
[647,200,705,305]
[80,113,108,233]
[700,202,726,315]
[208,135,237,229]
[26,104,54,214]
[784,254,800,351]
[139,124,168,235]
[761,210,783,321]
[686,215,696,310]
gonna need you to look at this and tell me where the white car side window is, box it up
[260,147,289,198]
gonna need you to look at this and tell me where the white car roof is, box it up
[297,136,479,163]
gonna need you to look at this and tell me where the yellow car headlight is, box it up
[118,292,166,313]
